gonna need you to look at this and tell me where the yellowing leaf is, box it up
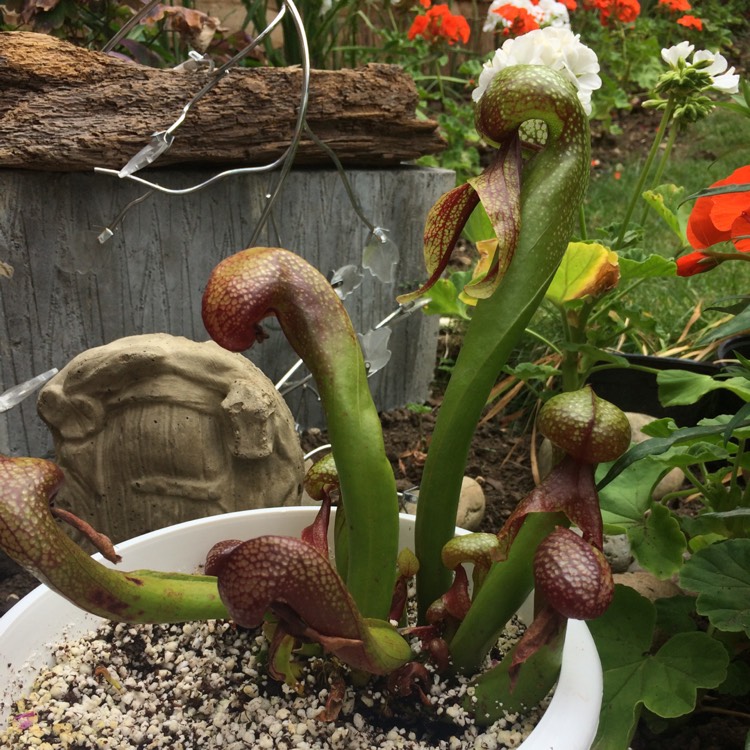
[546,242,620,307]
[458,290,479,307]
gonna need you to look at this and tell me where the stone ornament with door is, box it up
[37,334,306,542]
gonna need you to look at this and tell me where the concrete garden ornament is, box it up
[0,35,626,747]
[36,333,305,543]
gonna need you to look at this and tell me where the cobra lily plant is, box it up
[0,33,632,725]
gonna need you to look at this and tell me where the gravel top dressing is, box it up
[0,616,548,750]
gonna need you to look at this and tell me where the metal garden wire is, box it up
[89,3,417,427]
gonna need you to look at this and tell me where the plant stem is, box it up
[637,120,681,227]
[683,465,711,499]
[559,302,595,393]
[728,436,745,498]
[429,57,442,101]
[523,326,563,355]
[578,203,588,240]
[614,97,675,250]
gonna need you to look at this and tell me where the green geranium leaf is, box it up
[572,344,630,366]
[628,502,686,579]
[681,511,750,543]
[688,532,731,552]
[591,586,729,750]
[509,361,560,382]
[657,371,750,407]
[598,461,686,577]
[720,658,750,697]
[652,441,732,468]
[618,254,677,281]
[656,370,718,405]
[598,458,665,532]
[655,595,698,636]
[679,539,750,636]
[590,586,654,750]
[639,417,677,438]
[645,632,728,715]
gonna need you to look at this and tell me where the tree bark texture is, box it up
[0,31,446,171]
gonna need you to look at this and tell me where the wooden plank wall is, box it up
[0,166,453,458]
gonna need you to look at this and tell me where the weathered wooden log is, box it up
[0,31,446,171]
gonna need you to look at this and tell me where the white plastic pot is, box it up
[0,507,602,748]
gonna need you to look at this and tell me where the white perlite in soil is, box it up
[1,618,549,750]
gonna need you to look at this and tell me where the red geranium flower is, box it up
[408,3,470,45]
[585,0,640,24]
[613,0,640,22]
[658,0,691,11]
[676,14,703,29]
[492,4,540,36]
[677,165,750,276]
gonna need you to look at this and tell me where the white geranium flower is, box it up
[661,41,694,67]
[661,43,740,95]
[692,50,740,93]
[472,27,601,116]
[536,0,570,28]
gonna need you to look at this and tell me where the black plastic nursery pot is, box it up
[586,353,723,426]
[717,334,750,363]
